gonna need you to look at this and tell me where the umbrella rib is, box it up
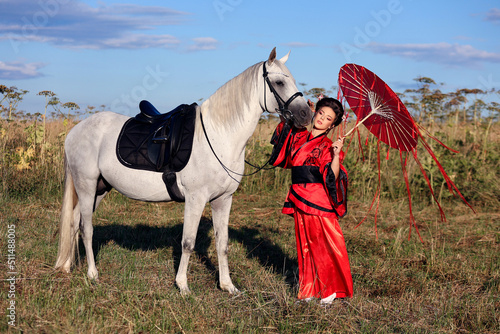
[342,94,370,104]
[342,95,371,109]
[388,109,412,125]
[385,121,402,150]
[378,113,413,150]
[340,65,418,151]
[340,72,365,89]
[368,92,396,121]
[391,113,417,142]
[388,119,415,151]
[342,99,371,110]
[391,122,410,151]
[386,121,395,148]
[344,83,372,98]
[340,72,373,95]
[363,105,417,150]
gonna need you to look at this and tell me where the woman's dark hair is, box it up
[315,97,344,127]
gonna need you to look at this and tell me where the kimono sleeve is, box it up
[269,120,293,168]
[322,150,348,218]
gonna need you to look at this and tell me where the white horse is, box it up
[55,48,312,294]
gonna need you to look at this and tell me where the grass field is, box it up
[0,117,499,333]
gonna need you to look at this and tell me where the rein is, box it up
[200,61,302,182]
[200,112,275,183]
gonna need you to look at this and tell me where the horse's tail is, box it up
[54,154,79,272]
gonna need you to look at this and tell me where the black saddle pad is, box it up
[116,101,197,173]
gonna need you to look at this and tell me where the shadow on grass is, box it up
[85,217,297,289]
[229,226,298,287]
[88,217,216,276]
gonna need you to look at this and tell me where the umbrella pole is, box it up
[343,109,376,138]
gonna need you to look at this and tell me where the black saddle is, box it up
[116,100,197,201]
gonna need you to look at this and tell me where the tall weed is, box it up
[0,116,498,211]
[0,118,71,201]
[0,116,498,333]
[241,119,499,212]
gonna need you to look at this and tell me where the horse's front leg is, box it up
[175,195,205,295]
[211,194,239,294]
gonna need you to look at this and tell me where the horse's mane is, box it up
[200,61,262,133]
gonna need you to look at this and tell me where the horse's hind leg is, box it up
[81,197,99,279]
[75,176,111,279]
[175,195,206,295]
[73,182,100,280]
[211,195,239,294]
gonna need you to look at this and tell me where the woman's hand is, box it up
[330,138,344,179]
[307,99,315,113]
[332,138,344,156]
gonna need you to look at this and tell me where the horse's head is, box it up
[261,48,313,128]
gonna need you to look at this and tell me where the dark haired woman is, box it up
[271,97,353,305]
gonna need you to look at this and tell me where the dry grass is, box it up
[0,191,498,333]
[0,117,498,333]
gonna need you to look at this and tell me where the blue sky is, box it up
[1,0,499,116]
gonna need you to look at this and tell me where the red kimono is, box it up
[271,121,353,299]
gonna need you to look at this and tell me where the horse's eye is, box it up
[276,80,284,86]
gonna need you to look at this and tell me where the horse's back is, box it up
[65,112,129,178]
[67,111,129,144]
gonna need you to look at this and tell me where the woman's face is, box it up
[313,106,336,132]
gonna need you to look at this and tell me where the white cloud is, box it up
[281,42,317,48]
[187,37,218,52]
[0,0,189,50]
[366,42,500,67]
[484,8,500,23]
[70,34,180,50]
[0,60,46,79]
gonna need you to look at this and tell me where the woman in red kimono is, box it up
[270,97,353,305]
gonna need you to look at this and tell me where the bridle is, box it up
[262,61,304,123]
[200,60,305,182]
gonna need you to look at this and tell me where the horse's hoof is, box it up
[87,269,99,280]
[179,287,191,296]
[229,288,241,295]
[176,279,190,295]
[56,259,72,273]
[222,284,240,295]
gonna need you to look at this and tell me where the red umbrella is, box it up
[338,63,475,241]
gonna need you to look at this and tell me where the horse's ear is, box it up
[267,47,277,65]
[279,50,290,64]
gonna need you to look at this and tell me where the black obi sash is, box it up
[291,166,322,184]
